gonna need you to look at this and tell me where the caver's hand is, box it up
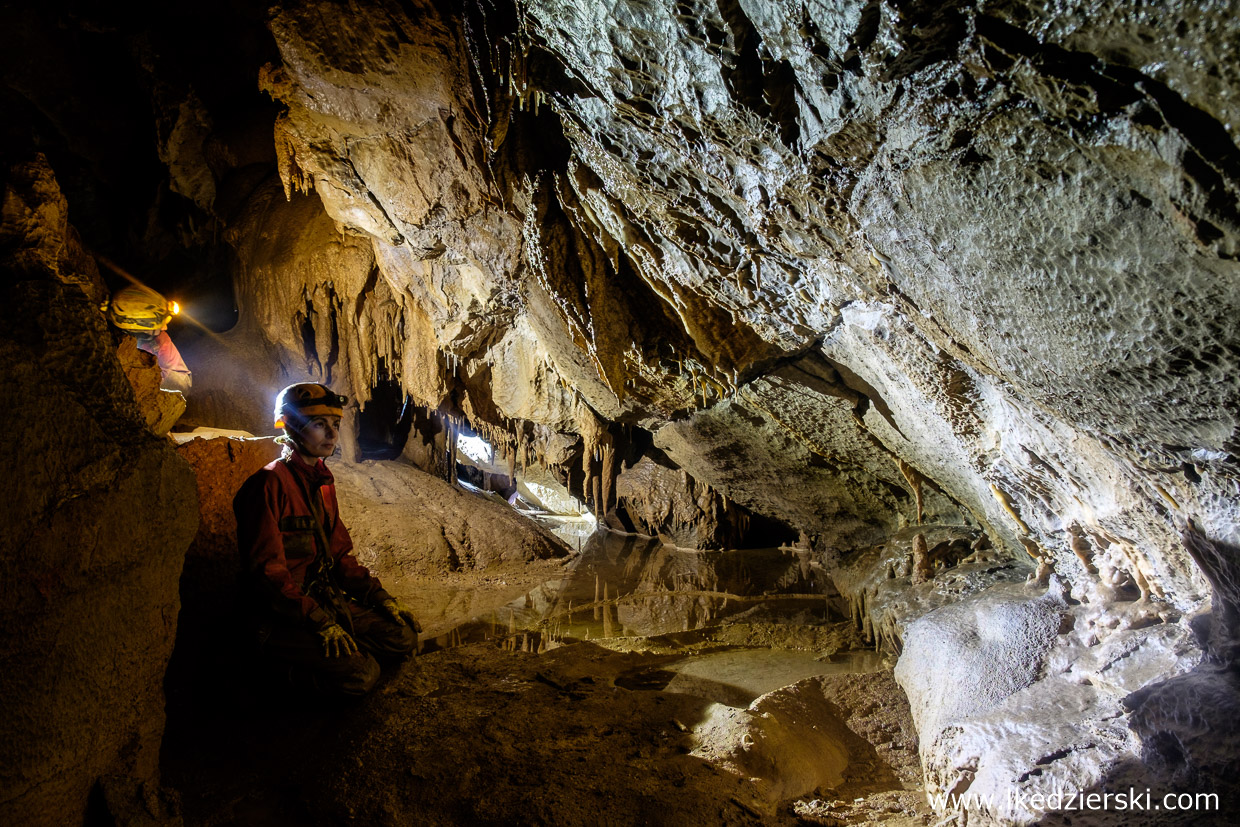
[318,623,359,658]
[379,597,422,633]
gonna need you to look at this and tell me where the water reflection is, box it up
[615,649,887,707]
[426,528,839,652]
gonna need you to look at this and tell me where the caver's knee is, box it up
[390,621,417,656]
[367,619,417,658]
[328,653,381,698]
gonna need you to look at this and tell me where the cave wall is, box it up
[505,0,1239,607]
[210,1,1239,818]
[221,0,1240,613]
[0,158,199,825]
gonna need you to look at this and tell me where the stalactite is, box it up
[897,459,925,525]
[990,483,1031,535]
[1068,524,1099,575]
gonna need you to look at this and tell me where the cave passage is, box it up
[357,376,413,460]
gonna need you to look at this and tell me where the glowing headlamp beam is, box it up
[96,254,227,346]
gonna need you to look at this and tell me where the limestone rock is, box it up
[612,456,750,549]
[172,433,281,609]
[1126,665,1240,810]
[330,459,570,581]
[163,433,281,720]
[117,337,186,435]
[7,2,1240,821]
[690,670,921,805]
[0,157,198,826]
[691,686,852,802]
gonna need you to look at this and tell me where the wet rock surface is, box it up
[165,638,929,827]
[161,527,928,827]
[333,457,570,575]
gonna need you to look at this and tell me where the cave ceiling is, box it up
[5,0,1240,613]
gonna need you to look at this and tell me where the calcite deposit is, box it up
[3,0,1240,824]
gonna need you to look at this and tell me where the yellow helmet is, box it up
[274,383,348,429]
[103,285,179,331]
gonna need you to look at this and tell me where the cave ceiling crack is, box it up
[338,150,408,246]
[975,14,1240,231]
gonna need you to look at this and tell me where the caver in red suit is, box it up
[233,383,419,697]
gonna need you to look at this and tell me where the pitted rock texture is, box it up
[0,157,199,826]
[505,0,1239,609]
[191,0,1236,621]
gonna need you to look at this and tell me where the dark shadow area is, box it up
[1,0,279,335]
[357,375,413,460]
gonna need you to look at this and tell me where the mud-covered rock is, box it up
[172,433,281,614]
[331,459,570,584]
[612,456,751,549]
[117,337,186,435]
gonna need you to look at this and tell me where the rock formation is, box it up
[0,157,199,825]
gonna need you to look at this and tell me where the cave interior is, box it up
[2,0,1239,825]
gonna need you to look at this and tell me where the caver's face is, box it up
[294,415,341,459]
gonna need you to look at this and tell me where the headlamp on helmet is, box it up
[273,383,348,430]
[103,285,177,332]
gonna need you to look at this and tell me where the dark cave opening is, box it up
[357,373,413,461]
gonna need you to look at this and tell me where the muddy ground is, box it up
[162,457,934,825]
[163,602,932,825]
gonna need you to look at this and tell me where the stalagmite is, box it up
[601,443,615,514]
[911,533,933,585]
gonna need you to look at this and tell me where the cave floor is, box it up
[163,643,930,826]
[163,527,933,826]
